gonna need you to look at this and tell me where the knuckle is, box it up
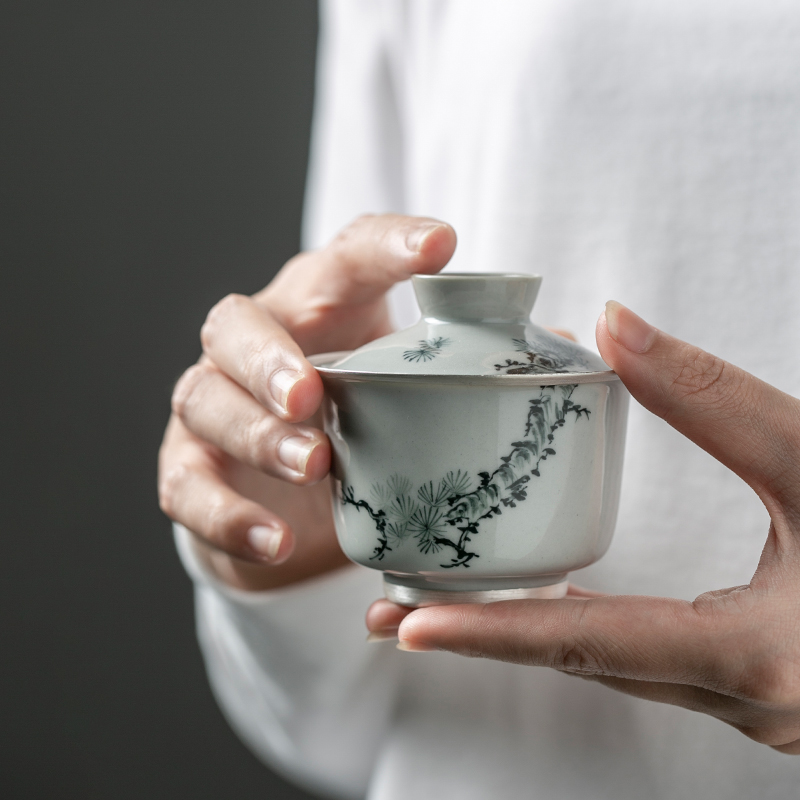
[242,415,276,470]
[203,496,241,549]
[347,213,377,233]
[728,637,800,706]
[277,251,308,278]
[746,659,800,707]
[669,348,730,403]
[157,464,187,518]
[201,293,248,349]
[171,364,208,419]
[241,338,272,390]
[547,603,611,676]
[329,214,377,252]
[551,638,607,675]
[691,595,800,710]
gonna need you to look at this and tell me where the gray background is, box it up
[2,2,323,798]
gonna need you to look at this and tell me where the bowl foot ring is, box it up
[383,578,569,607]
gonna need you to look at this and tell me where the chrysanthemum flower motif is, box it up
[402,337,452,363]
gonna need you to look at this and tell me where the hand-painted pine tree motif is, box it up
[340,384,590,568]
[403,337,452,363]
[494,338,593,375]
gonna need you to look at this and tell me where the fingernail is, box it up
[604,300,658,354]
[366,629,399,643]
[396,640,438,653]
[406,224,443,253]
[278,435,317,475]
[247,524,283,560]
[269,368,301,413]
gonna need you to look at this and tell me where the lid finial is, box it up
[412,273,541,323]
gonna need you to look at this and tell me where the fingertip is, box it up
[396,606,459,652]
[397,604,457,642]
[366,599,413,632]
[565,583,608,599]
[413,222,457,272]
[269,524,296,565]
[283,364,325,422]
[298,434,332,484]
[595,306,620,368]
[595,306,610,344]
[602,300,659,354]
[245,521,295,565]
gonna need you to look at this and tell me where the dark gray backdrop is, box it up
[2,3,323,798]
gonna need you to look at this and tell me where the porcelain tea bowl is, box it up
[312,273,629,607]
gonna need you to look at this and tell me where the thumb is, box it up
[597,301,800,508]
[395,596,717,688]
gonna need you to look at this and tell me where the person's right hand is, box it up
[158,214,457,591]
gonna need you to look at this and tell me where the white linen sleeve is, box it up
[174,524,400,800]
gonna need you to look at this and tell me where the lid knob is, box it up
[412,273,542,323]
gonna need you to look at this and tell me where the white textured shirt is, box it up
[177,1,800,797]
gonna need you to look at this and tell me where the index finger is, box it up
[258,214,456,351]
[597,302,800,505]
[201,215,457,419]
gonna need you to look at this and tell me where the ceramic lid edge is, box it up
[310,352,620,385]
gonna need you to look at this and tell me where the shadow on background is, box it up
[2,3,322,798]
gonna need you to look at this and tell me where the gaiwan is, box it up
[312,274,629,607]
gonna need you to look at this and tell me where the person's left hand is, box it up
[366,301,800,753]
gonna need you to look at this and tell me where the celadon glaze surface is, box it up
[322,377,628,592]
[314,274,630,603]
[331,273,608,377]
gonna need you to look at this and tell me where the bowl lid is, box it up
[314,273,616,383]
